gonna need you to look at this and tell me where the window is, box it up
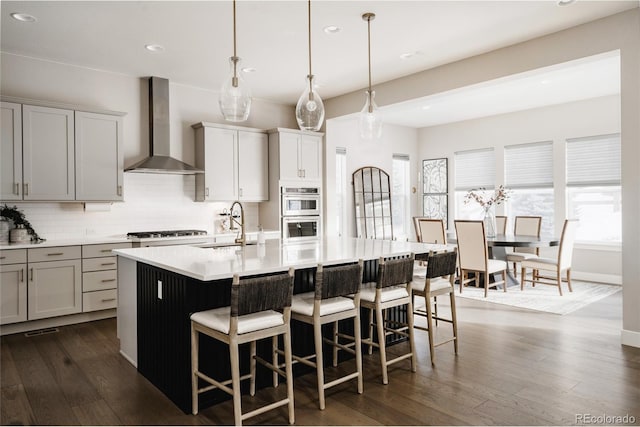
[392,154,410,241]
[454,148,495,219]
[335,147,347,237]
[504,141,554,236]
[566,134,621,243]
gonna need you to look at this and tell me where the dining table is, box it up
[448,233,560,288]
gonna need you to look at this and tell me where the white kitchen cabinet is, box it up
[27,258,82,320]
[0,249,27,325]
[269,128,322,183]
[81,242,130,313]
[75,111,124,201]
[0,102,23,201]
[22,105,75,201]
[193,122,268,202]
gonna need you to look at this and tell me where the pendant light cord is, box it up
[233,0,238,59]
[307,0,313,93]
[367,15,372,94]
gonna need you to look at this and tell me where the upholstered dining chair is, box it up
[520,219,578,296]
[413,217,447,244]
[411,248,458,365]
[454,220,508,298]
[495,216,508,235]
[506,216,542,277]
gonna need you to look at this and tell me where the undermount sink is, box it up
[193,241,257,249]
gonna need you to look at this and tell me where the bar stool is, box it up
[411,249,459,365]
[190,269,295,426]
[360,254,417,385]
[274,260,364,410]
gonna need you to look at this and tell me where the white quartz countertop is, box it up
[113,237,450,281]
[0,235,131,250]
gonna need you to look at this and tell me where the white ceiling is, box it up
[1,1,635,127]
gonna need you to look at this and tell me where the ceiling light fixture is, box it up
[145,44,165,53]
[219,0,251,122]
[10,12,36,22]
[295,0,325,131]
[323,25,341,34]
[359,12,382,141]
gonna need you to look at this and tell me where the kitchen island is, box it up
[114,237,448,413]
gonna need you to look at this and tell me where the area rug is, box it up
[453,280,621,315]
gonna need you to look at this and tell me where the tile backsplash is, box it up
[4,174,262,240]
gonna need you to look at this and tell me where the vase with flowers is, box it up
[464,185,511,237]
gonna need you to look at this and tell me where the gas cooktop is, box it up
[127,229,208,239]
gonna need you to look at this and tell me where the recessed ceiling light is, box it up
[10,12,37,22]
[241,67,256,73]
[145,44,165,53]
[323,25,341,34]
[557,0,576,6]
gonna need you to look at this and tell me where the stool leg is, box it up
[283,329,295,424]
[229,339,243,426]
[407,300,417,373]
[450,290,459,355]
[313,320,326,410]
[249,340,257,396]
[332,320,339,367]
[191,323,199,415]
[354,311,363,394]
[375,304,388,385]
[425,294,435,365]
[367,308,374,355]
[272,336,279,387]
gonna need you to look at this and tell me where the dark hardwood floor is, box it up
[2,290,639,425]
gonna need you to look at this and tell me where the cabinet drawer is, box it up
[83,289,117,312]
[0,249,27,265]
[83,270,117,292]
[82,242,131,258]
[28,246,81,262]
[82,256,117,272]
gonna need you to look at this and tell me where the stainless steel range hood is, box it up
[125,77,203,174]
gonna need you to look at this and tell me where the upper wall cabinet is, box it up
[268,128,323,183]
[75,111,124,201]
[22,105,76,201]
[0,99,125,202]
[0,102,22,201]
[193,122,268,202]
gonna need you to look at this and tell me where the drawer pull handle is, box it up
[100,262,116,266]
[0,256,6,260]
[15,183,20,195]
[48,252,64,256]
[20,268,24,282]
[100,249,112,253]
[24,183,29,196]
[101,298,116,302]
[29,268,33,281]
[101,279,116,283]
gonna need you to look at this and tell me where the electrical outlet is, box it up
[157,280,162,299]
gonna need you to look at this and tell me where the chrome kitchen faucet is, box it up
[229,201,246,246]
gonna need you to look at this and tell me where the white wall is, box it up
[418,94,622,283]
[324,116,419,240]
[324,9,640,347]
[0,53,297,238]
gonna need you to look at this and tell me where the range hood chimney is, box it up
[125,77,203,174]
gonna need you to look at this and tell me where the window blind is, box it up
[454,148,495,191]
[505,141,553,188]
[566,134,621,186]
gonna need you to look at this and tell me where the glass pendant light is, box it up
[359,12,382,140]
[219,0,251,122]
[295,0,324,131]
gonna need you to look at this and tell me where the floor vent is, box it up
[24,327,59,337]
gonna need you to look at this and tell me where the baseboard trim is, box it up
[571,271,621,285]
[0,309,116,336]
[621,329,640,348]
[119,349,138,368]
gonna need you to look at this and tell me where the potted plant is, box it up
[0,204,44,243]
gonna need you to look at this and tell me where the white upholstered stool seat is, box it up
[411,277,451,293]
[291,292,356,317]
[359,282,409,303]
[190,307,284,335]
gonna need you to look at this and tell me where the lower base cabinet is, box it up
[0,263,27,324]
[28,259,82,320]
